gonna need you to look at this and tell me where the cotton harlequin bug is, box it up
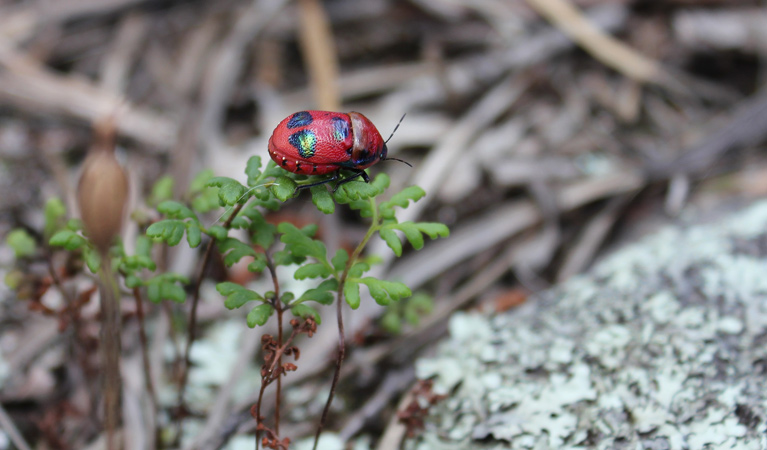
[268,110,409,191]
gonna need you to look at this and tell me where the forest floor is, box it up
[1,0,766,449]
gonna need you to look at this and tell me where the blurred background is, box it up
[0,0,766,448]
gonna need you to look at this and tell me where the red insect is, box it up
[268,110,409,191]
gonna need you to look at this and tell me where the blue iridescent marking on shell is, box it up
[289,130,316,158]
[331,116,349,141]
[287,111,313,129]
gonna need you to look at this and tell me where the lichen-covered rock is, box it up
[412,202,767,449]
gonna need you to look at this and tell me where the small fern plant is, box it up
[4,155,448,448]
[146,156,449,447]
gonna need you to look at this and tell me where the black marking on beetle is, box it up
[312,165,318,173]
[352,149,372,165]
[287,111,313,129]
[331,116,349,141]
[281,157,288,167]
[288,130,317,158]
[296,162,302,171]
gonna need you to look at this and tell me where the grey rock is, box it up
[411,202,767,449]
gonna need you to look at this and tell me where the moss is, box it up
[412,201,767,449]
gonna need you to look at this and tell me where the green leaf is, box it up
[145,273,189,303]
[83,246,101,273]
[349,199,375,218]
[217,282,264,309]
[348,262,370,278]
[206,177,247,206]
[298,279,338,305]
[157,201,196,220]
[272,248,304,267]
[253,187,270,201]
[229,216,249,230]
[381,310,402,334]
[415,222,450,239]
[248,254,267,273]
[359,278,411,305]
[331,249,349,272]
[146,220,186,246]
[301,224,319,237]
[4,270,23,290]
[271,176,297,202]
[125,275,142,288]
[396,222,424,250]
[344,280,361,309]
[206,225,228,241]
[379,227,402,257]
[66,219,84,231]
[279,292,295,307]
[147,282,160,303]
[247,303,273,328]
[294,263,332,280]
[241,208,276,249]
[218,238,258,267]
[186,222,202,248]
[404,293,434,325]
[7,229,36,258]
[44,198,67,237]
[291,304,321,324]
[49,230,87,251]
[189,169,214,195]
[371,173,390,191]
[381,222,449,255]
[191,187,219,213]
[135,236,152,257]
[245,156,263,186]
[310,186,335,214]
[161,282,186,303]
[380,186,426,213]
[278,223,327,260]
[334,179,380,201]
[149,175,174,206]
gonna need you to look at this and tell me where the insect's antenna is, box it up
[382,113,410,166]
[384,113,406,144]
[382,157,412,167]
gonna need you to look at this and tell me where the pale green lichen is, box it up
[411,201,767,449]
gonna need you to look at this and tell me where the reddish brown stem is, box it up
[313,281,346,449]
[313,201,379,449]
[175,202,244,440]
[44,248,75,305]
[276,305,283,435]
[256,255,283,449]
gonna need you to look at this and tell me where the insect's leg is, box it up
[332,170,368,192]
[294,172,340,194]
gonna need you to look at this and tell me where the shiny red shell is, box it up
[268,110,387,176]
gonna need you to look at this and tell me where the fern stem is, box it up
[313,197,379,449]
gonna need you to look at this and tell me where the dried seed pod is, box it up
[77,122,128,253]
